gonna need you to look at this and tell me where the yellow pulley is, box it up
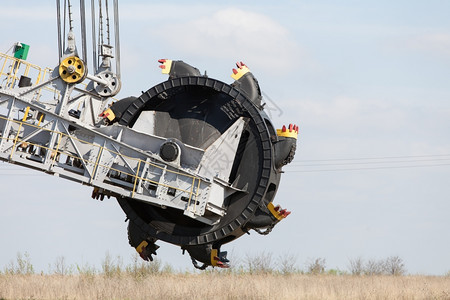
[59,56,87,84]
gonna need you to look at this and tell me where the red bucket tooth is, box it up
[282,125,286,132]
[158,59,166,63]
[232,68,238,75]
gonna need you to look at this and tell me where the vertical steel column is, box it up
[80,0,88,64]
[56,0,63,62]
[91,0,97,74]
[113,0,121,80]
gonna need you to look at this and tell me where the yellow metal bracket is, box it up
[267,202,284,221]
[210,248,219,267]
[231,61,250,81]
[158,59,173,75]
[267,202,291,220]
[136,240,148,254]
[99,108,116,122]
[276,124,299,139]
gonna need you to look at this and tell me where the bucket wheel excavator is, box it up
[0,0,297,269]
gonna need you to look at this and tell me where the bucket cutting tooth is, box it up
[211,249,230,268]
[274,123,298,169]
[136,240,160,262]
[268,202,291,220]
[158,59,201,78]
[231,61,250,80]
[230,61,262,106]
[158,59,172,74]
[91,187,111,201]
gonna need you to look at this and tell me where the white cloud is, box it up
[277,93,450,164]
[147,8,303,73]
[0,5,54,21]
[405,33,450,58]
[288,96,408,134]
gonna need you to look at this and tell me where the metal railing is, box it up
[0,52,52,89]
[0,113,202,206]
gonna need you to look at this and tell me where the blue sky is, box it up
[0,1,449,274]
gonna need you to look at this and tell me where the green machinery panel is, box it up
[14,43,30,60]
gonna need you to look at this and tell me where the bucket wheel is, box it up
[101,60,298,268]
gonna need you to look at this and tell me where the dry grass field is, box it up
[1,273,449,300]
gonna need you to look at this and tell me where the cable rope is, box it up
[56,0,62,60]
[105,0,110,45]
[2,151,449,175]
[291,158,450,167]
[98,0,104,46]
[91,0,97,73]
[67,0,73,31]
[291,154,450,163]
[80,0,88,62]
[113,0,121,79]
[285,163,450,173]
[62,0,66,52]
[1,45,15,57]
[284,153,450,172]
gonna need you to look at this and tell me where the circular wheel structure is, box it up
[59,56,87,84]
[109,61,297,268]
